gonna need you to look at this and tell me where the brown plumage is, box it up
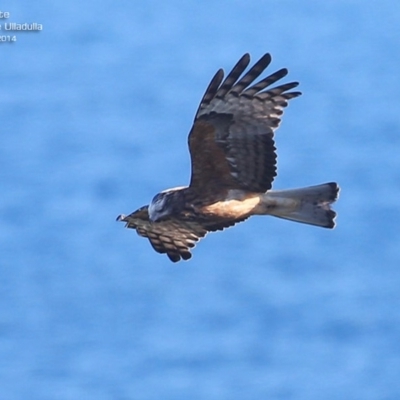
[117,53,339,262]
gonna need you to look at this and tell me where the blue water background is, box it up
[1,1,400,399]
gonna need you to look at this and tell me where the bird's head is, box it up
[148,192,171,222]
[148,186,187,222]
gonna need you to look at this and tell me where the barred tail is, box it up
[262,182,340,228]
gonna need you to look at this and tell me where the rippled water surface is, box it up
[1,1,400,399]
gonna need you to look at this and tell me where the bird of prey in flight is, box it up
[117,53,339,262]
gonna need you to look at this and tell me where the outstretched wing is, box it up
[188,53,301,194]
[117,207,247,262]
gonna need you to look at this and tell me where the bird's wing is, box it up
[117,206,247,262]
[188,53,301,194]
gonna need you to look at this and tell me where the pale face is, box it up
[148,192,169,222]
[148,186,188,222]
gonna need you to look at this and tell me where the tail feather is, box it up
[263,182,339,228]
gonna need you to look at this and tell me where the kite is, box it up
[117,53,339,262]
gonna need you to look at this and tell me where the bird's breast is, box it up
[199,190,262,219]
